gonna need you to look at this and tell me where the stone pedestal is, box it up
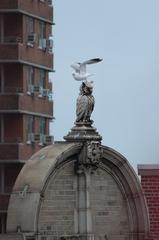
[64,122,102,143]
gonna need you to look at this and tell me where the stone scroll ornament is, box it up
[71,58,102,124]
[75,141,103,174]
[87,141,103,165]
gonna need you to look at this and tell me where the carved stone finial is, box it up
[70,58,102,126]
[64,58,103,142]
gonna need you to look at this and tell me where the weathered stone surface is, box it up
[0,234,22,240]
[39,161,76,237]
[7,142,82,233]
[38,162,130,240]
[91,168,129,240]
[6,143,149,240]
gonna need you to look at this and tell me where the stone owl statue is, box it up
[76,81,94,123]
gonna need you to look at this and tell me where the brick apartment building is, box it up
[0,0,54,233]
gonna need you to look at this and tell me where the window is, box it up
[39,69,46,96]
[0,213,6,234]
[39,21,46,49]
[0,65,1,92]
[48,0,52,6]
[4,164,22,193]
[26,116,34,144]
[27,66,34,94]
[0,165,4,193]
[0,115,3,143]
[27,17,34,34]
[39,118,46,135]
[39,118,46,145]
[0,164,22,194]
[27,17,35,46]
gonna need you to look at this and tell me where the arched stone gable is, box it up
[101,146,149,238]
[7,142,82,233]
[7,143,149,240]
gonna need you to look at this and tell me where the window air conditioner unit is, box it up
[27,133,35,144]
[34,134,40,142]
[33,86,40,93]
[42,39,47,49]
[27,33,36,43]
[27,133,40,144]
[44,135,54,145]
[48,0,52,6]
[42,89,50,97]
[46,39,53,52]
[39,134,45,145]
[27,84,34,95]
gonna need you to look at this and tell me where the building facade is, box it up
[0,0,54,233]
[138,165,159,240]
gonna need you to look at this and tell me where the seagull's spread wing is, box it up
[70,63,80,73]
[79,58,102,74]
[79,63,86,74]
[83,58,103,65]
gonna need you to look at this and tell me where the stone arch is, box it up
[101,146,149,238]
[7,143,82,234]
[7,142,149,240]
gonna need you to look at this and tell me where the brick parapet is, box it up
[138,165,159,240]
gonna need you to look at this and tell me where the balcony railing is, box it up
[0,43,53,70]
[0,137,22,144]
[3,36,22,44]
[1,87,23,94]
[0,94,53,117]
[0,143,40,161]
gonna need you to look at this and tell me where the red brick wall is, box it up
[138,165,159,240]
[4,13,22,39]
[4,63,23,92]
[0,195,10,211]
[4,114,23,142]
[0,0,53,22]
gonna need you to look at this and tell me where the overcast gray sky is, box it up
[51,0,159,170]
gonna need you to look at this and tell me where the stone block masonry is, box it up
[0,234,22,240]
[39,161,76,238]
[91,168,129,240]
[39,161,130,240]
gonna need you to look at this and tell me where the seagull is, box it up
[71,58,102,81]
